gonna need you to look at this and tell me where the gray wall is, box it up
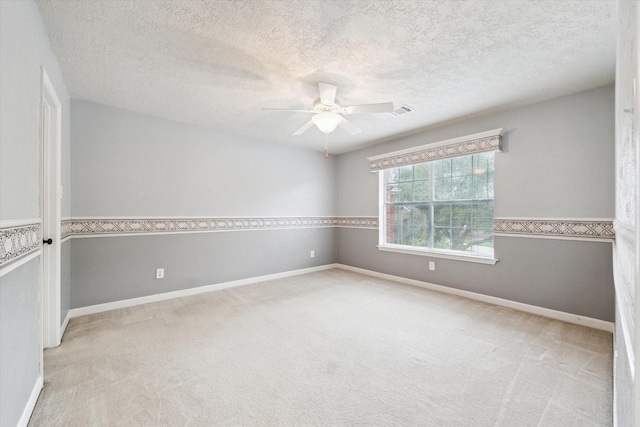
[70,100,337,307]
[0,0,70,424]
[71,229,336,308]
[338,85,614,218]
[338,229,614,320]
[0,262,41,427]
[71,100,336,217]
[336,85,615,321]
[0,1,71,220]
[613,0,637,425]
[61,239,71,324]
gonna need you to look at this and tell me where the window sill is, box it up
[377,245,498,265]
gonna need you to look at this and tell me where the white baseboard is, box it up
[335,264,614,333]
[68,262,613,333]
[60,310,71,339]
[17,374,43,427]
[68,264,340,318]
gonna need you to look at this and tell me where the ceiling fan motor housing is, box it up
[313,98,342,113]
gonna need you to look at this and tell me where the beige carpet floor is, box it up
[30,269,612,426]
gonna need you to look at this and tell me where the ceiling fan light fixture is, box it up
[266,82,390,137]
[312,111,342,135]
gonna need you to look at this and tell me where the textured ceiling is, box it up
[36,0,616,154]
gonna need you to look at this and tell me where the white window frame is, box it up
[369,129,502,265]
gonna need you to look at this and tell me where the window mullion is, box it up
[429,163,435,249]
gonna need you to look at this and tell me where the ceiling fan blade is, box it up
[344,102,393,114]
[318,82,337,106]
[338,117,361,135]
[262,108,315,113]
[292,120,315,136]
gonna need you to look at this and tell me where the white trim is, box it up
[367,128,503,161]
[635,8,640,425]
[494,233,615,243]
[66,263,613,333]
[336,264,614,333]
[68,264,340,318]
[616,289,636,379]
[0,251,41,278]
[17,375,43,427]
[377,244,498,265]
[378,172,385,248]
[613,219,635,243]
[614,355,618,427]
[60,310,71,339]
[0,218,41,228]
[60,235,71,243]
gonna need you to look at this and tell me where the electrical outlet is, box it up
[156,268,164,279]
[428,262,435,271]
[310,250,315,258]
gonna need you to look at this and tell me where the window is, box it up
[381,152,495,259]
[369,128,502,263]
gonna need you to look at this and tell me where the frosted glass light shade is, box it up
[312,112,342,134]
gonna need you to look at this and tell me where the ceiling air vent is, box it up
[392,104,413,116]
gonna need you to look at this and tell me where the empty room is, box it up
[1,0,638,426]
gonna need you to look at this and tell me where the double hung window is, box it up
[370,129,501,263]
[383,153,494,257]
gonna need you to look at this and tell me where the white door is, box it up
[40,67,61,351]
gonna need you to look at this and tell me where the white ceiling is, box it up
[36,0,617,154]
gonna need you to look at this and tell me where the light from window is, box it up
[382,152,494,258]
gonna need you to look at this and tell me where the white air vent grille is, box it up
[392,104,413,116]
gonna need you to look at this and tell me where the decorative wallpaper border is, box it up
[0,223,42,267]
[493,219,615,241]
[368,131,502,172]
[60,217,614,241]
[61,219,72,240]
[62,216,379,237]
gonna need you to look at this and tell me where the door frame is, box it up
[40,67,62,353]
[634,5,640,422]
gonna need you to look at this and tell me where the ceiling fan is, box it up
[263,82,393,136]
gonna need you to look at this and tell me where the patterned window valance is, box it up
[367,128,502,172]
